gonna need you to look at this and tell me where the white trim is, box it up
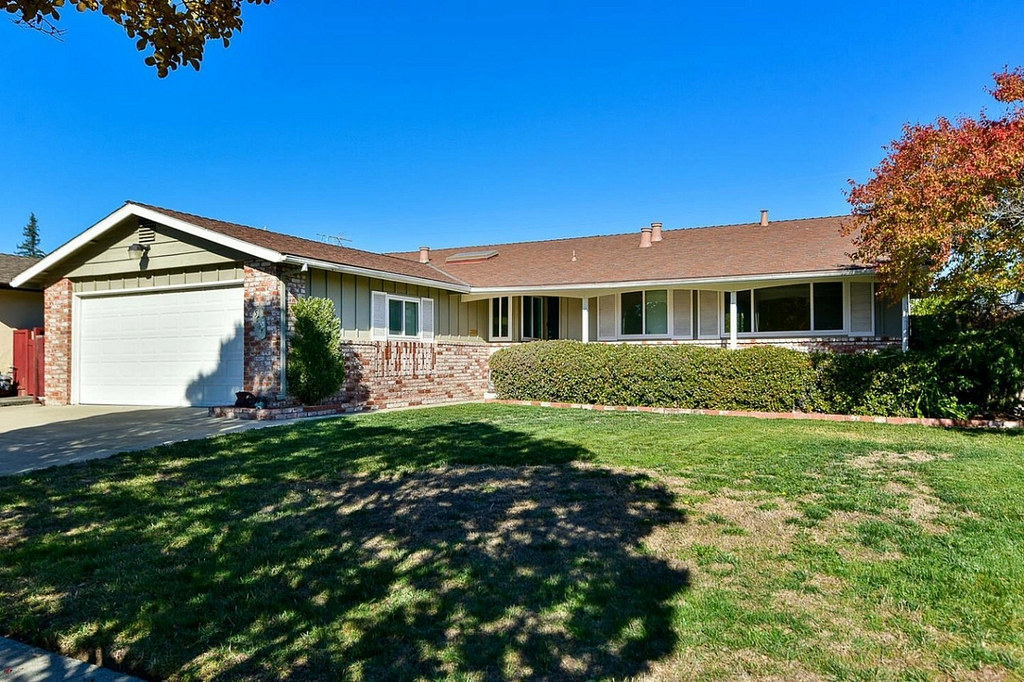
[74,278,245,298]
[729,291,738,349]
[489,296,512,341]
[71,293,82,405]
[286,256,469,293]
[581,297,590,343]
[459,268,876,301]
[12,204,283,288]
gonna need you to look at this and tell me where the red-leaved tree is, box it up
[845,69,1024,301]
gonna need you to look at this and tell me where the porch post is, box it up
[729,291,738,350]
[581,297,590,343]
[901,294,911,352]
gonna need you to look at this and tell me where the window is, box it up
[723,283,845,334]
[813,282,844,331]
[388,296,419,338]
[755,284,810,332]
[620,289,668,336]
[522,296,560,340]
[490,296,510,340]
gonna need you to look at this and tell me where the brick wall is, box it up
[326,340,495,409]
[43,278,73,405]
[243,260,309,400]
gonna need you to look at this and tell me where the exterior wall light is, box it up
[127,243,150,260]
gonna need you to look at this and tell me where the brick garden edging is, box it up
[485,399,1022,430]
[209,402,368,421]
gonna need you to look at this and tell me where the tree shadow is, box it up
[0,418,690,681]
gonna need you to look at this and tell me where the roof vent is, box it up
[639,226,653,248]
[137,223,156,244]
[418,246,430,263]
[651,221,663,242]
[445,249,499,264]
[760,210,769,226]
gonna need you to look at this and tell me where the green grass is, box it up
[1,404,1022,680]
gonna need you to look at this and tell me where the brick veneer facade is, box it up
[243,260,307,399]
[328,340,496,409]
[42,278,73,405]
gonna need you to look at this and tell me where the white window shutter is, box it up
[371,291,387,340]
[420,297,435,341]
[849,282,875,335]
[672,290,692,338]
[697,290,719,338]
[597,295,616,340]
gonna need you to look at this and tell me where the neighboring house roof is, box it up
[390,217,868,290]
[0,253,42,290]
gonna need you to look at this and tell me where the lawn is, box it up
[1,404,1022,681]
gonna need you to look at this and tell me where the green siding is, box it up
[73,263,244,293]
[65,217,243,280]
[309,268,486,342]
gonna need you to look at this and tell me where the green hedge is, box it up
[490,342,816,412]
[490,340,1023,419]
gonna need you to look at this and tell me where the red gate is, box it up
[12,327,44,398]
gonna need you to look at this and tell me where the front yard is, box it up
[1,404,1022,680]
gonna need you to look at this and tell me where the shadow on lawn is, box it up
[0,418,690,681]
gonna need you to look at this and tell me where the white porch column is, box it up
[581,297,590,343]
[729,290,738,350]
[901,294,911,352]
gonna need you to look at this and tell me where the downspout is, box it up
[901,294,911,352]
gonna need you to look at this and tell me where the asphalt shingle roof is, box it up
[389,217,866,288]
[0,253,41,288]
[131,202,468,288]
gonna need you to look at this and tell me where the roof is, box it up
[128,202,467,288]
[390,217,866,288]
[0,254,42,289]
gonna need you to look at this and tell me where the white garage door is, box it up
[77,286,244,406]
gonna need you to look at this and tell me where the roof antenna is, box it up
[317,233,352,245]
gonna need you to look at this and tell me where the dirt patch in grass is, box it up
[849,450,952,470]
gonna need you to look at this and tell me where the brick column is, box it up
[44,278,73,405]
[243,262,284,398]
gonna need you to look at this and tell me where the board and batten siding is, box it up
[306,267,488,342]
[73,263,245,293]
[65,217,242,280]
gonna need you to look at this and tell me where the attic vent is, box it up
[137,223,156,244]
[445,249,499,263]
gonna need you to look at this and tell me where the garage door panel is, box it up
[78,286,244,407]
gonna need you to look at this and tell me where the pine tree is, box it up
[16,213,44,258]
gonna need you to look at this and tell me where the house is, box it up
[12,202,907,408]
[0,253,44,378]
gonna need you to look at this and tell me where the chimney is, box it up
[639,226,653,248]
[760,210,769,226]
[651,221,663,242]
[418,246,430,263]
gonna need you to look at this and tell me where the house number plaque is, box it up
[253,307,267,340]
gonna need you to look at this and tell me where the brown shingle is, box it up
[131,202,467,288]
[0,253,42,289]
[391,217,865,288]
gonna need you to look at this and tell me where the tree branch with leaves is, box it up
[4,0,271,77]
[845,68,1024,302]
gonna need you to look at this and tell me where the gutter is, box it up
[281,255,471,293]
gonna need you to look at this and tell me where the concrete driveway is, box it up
[0,404,285,477]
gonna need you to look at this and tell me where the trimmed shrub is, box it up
[490,341,816,412]
[287,297,346,405]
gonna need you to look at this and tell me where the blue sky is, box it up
[1,1,1022,255]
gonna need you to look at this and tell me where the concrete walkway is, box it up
[0,636,142,681]
[0,404,290,477]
